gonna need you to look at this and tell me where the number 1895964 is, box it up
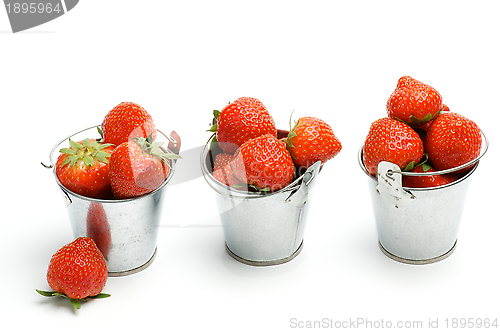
[6,2,62,14]
[445,318,498,329]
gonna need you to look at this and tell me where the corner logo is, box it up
[3,0,79,33]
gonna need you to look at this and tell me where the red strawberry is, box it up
[109,136,179,199]
[101,102,157,146]
[37,237,109,309]
[231,134,295,192]
[417,105,450,133]
[56,138,115,199]
[387,76,443,127]
[209,97,277,153]
[213,153,234,172]
[285,116,342,170]
[86,202,111,258]
[402,164,458,188]
[363,117,424,176]
[213,164,245,188]
[424,112,482,172]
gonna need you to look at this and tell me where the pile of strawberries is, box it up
[37,102,181,309]
[56,102,179,200]
[362,76,483,188]
[208,97,342,192]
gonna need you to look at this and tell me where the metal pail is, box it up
[358,129,488,264]
[43,125,179,276]
[201,133,321,266]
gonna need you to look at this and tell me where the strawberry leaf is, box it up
[36,289,58,297]
[83,155,94,167]
[146,133,154,145]
[65,155,80,167]
[285,131,297,149]
[95,151,111,164]
[403,161,416,171]
[95,143,114,150]
[70,298,82,309]
[69,139,82,151]
[208,110,220,131]
[248,184,270,192]
[37,289,109,309]
[408,109,441,127]
[421,163,432,172]
[414,153,429,168]
[59,148,76,155]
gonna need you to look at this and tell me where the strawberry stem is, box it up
[36,289,110,309]
[60,138,113,167]
[132,137,181,165]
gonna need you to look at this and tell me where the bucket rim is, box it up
[200,133,310,198]
[357,126,488,191]
[44,125,177,203]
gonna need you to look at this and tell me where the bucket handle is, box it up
[358,127,489,178]
[285,161,321,208]
[41,125,181,169]
[388,127,488,177]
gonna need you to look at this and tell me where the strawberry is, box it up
[101,102,157,146]
[213,153,234,172]
[285,116,342,170]
[387,76,443,127]
[402,164,458,188]
[424,112,482,172]
[231,134,295,192]
[86,202,111,258]
[208,97,277,153]
[363,117,424,176]
[109,136,179,199]
[417,105,450,133]
[37,237,109,309]
[213,164,245,188]
[56,138,115,199]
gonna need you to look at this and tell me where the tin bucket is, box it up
[200,132,321,266]
[358,129,488,264]
[42,125,180,276]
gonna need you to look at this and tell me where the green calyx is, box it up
[284,110,298,149]
[247,183,271,192]
[36,289,110,310]
[407,108,442,127]
[403,161,416,172]
[134,134,181,163]
[403,154,429,172]
[207,110,220,133]
[59,138,114,168]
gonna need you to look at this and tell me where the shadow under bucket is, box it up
[358,129,488,264]
[200,133,321,266]
[43,125,179,276]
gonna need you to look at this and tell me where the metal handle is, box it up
[285,161,321,208]
[42,125,181,169]
[394,127,489,177]
[358,127,489,178]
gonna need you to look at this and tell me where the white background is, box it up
[1,1,498,331]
